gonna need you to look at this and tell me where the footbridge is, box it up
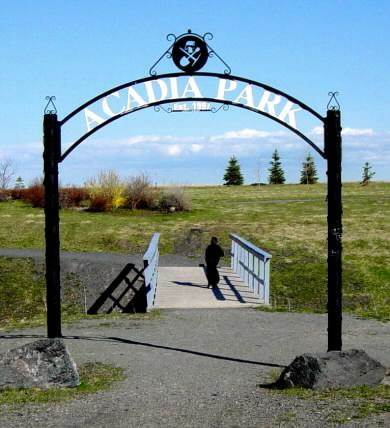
[88,234,272,313]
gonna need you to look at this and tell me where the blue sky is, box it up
[0,0,389,185]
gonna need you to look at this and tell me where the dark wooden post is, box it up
[43,114,62,338]
[324,109,343,351]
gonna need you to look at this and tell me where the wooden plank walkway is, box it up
[154,266,263,308]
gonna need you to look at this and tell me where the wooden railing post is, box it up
[229,234,272,304]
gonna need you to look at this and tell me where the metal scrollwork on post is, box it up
[327,91,340,111]
[44,96,57,115]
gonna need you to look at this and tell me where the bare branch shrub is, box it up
[60,187,88,208]
[123,173,158,210]
[0,158,15,189]
[23,177,45,208]
[158,187,191,212]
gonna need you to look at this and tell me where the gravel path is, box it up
[0,248,206,267]
[0,309,389,427]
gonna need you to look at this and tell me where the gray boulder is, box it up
[0,339,80,389]
[277,349,386,390]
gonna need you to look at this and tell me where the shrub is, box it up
[10,188,26,200]
[158,187,191,212]
[0,189,7,202]
[85,170,125,211]
[60,187,88,208]
[123,174,158,210]
[88,195,110,212]
[23,178,45,208]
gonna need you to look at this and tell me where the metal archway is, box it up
[43,72,342,352]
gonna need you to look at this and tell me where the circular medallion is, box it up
[172,35,208,72]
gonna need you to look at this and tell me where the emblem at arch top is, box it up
[149,29,231,76]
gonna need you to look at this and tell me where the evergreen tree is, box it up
[14,176,25,189]
[361,162,375,186]
[223,156,244,185]
[268,149,285,184]
[300,153,318,184]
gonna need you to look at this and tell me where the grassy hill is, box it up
[0,182,389,323]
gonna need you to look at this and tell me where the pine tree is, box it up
[268,149,285,184]
[223,156,244,185]
[300,153,318,184]
[361,162,375,186]
[14,176,25,189]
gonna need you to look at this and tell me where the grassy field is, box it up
[0,182,389,321]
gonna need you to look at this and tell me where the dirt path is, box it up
[0,309,389,427]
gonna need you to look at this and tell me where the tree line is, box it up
[0,156,378,191]
[223,151,376,185]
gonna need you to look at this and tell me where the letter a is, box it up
[233,84,254,108]
[126,87,146,111]
[216,79,237,100]
[84,108,105,132]
[102,91,125,117]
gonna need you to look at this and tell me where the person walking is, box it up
[205,237,224,288]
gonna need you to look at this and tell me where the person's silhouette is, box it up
[205,237,224,288]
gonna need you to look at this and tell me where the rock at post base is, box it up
[277,349,386,390]
[0,339,80,389]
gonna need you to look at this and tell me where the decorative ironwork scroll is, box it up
[327,91,340,111]
[44,96,57,114]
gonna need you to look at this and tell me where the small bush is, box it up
[23,181,45,208]
[10,188,26,200]
[158,187,191,212]
[60,187,88,208]
[88,195,110,212]
[85,170,124,211]
[0,189,8,202]
[123,174,158,210]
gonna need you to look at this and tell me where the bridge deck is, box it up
[155,266,263,308]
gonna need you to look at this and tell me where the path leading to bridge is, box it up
[0,309,389,427]
[156,266,262,308]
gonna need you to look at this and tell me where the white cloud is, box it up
[311,126,375,137]
[2,127,389,184]
[311,126,323,135]
[190,144,203,153]
[166,144,182,156]
[342,128,374,136]
[210,128,286,141]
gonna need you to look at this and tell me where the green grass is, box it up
[275,384,390,422]
[0,182,389,321]
[265,369,389,422]
[0,258,46,329]
[0,362,124,408]
[0,256,162,330]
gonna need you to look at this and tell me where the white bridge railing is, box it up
[143,233,160,309]
[230,234,272,305]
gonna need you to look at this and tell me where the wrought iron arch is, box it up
[43,72,342,354]
[59,72,326,162]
